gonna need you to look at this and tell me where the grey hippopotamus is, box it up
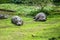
[0,14,8,19]
[11,16,23,26]
[34,12,47,21]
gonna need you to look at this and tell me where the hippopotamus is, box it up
[34,12,47,21]
[0,14,8,19]
[11,16,23,26]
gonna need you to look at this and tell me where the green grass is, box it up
[0,3,40,16]
[0,16,60,40]
[0,3,60,40]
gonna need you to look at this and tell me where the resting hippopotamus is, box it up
[0,14,8,19]
[34,12,47,21]
[11,16,23,26]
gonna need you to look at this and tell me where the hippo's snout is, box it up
[16,22,22,26]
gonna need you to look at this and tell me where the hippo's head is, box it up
[16,21,23,26]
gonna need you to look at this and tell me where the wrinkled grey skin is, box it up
[34,12,47,21]
[11,16,23,26]
[0,14,8,19]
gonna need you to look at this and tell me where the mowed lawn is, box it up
[0,4,60,40]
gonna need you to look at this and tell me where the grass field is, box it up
[0,3,60,40]
[0,3,40,16]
